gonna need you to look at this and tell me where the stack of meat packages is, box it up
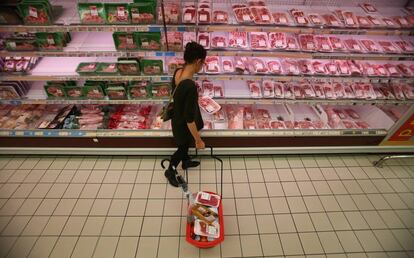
[108,105,153,130]
[76,105,105,130]
[324,106,371,129]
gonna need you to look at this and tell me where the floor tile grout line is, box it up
[155,156,168,258]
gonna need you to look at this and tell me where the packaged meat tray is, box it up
[332,82,346,99]
[250,32,269,50]
[341,11,358,27]
[247,81,262,98]
[367,15,385,27]
[83,85,105,100]
[289,9,309,26]
[234,56,249,73]
[250,6,273,25]
[141,59,163,75]
[360,3,377,13]
[312,60,328,75]
[211,33,227,49]
[392,16,410,28]
[5,38,37,51]
[325,61,339,76]
[322,13,342,27]
[129,2,156,24]
[158,3,179,24]
[118,59,140,75]
[282,59,300,75]
[344,39,364,52]
[267,59,283,74]
[299,34,317,52]
[315,36,333,52]
[322,83,335,99]
[105,3,130,24]
[198,7,211,24]
[378,41,400,54]
[105,84,127,100]
[250,58,268,74]
[308,13,325,26]
[351,83,376,99]
[166,57,185,74]
[44,84,66,99]
[268,32,287,50]
[36,32,69,51]
[262,80,275,98]
[385,64,401,77]
[226,105,244,130]
[286,34,300,51]
[377,84,396,99]
[78,3,105,25]
[202,80,214,98]
[402,84,414,99]
[128,81,149,99]
[329,36,347,52]
[221,57,235,73]
[113,32,137,50]
[397,63,414,77]
[194,220,220,239]
[183,32,196,47]
[151,83,171,98]
[18,1,53,25]
[336,60,351,76]
[97,63,118,75]
[391,83,406,100]
[382,17,399,28]
[213,81,225,98]
[198,32,210,49]
[395,40,414,53]
[183,5,197,24]
[212,10,229,24]
[312,83,325,99]
[233,4,254,24]
[204,56,221,74]
[272,12,290,26]
[76,62,98,75]
[298,59,314,75]
[356,16,373,27]
[166,32,183,51]
[302,82,316,98]
[360,39,381,53]
[274,82,285,99]
[137,32,162,51]
[199,96,221,114]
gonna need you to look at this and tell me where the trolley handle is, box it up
[194,145,224,197]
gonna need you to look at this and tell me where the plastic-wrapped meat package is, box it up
[234,56,248,73]
[289,9,309,25]
[199,96,221,114]
[344,39,364,52]
[332,82,346,99]
[166,31,183,51]
[312,60,327,75]
[356,16,373,27]
[402,83,414,99]
[394,40,414,53]
[228,32,249,49]
[324,107,342,128]
[397,63,414,77]
[268,32,287,50]
[204,56,221,74]
[255,108,271,121]
[243,106,254,120]
[284,84,295,99]
[352,83,375,99]
[367,15,384,27]
[158,3,180,24]
[198,8,211,24]
[227,105,244,129]
[251,58,268,74]
[385,64,401,77]
[377,84,395,99]
[373,85,386,99]
[212,81,224,98]
[383,17,399,28]
[282,59,300,75]
[360,39,381,53]
[273,82,284,98]
[294,120,314,129]
[345,108,360,119]
[183,32,196,47]
[378,41,400,54]
[315,36,333,52]
[212,10,229,24]
[257,119,271,129]
[250,6,273,25]
[391,83,406,100]
[342,120,357,129]
[355,121,370,129]
[360,3,377,13]
[211,33,227,48]
[347,61,363,76]
[329,36,347,52]
[308,13,324,26]
[322,83,335,99]
[270,120,286,129]
[322,13,342,27]
[342,84,355,98]
[250,32,269,50]
[302,83,316,98]
[272,12,290,26]
[335,60,351,75]
[198,32,210,49]
[374,64,389,77]
[213,108,226,122]
[298,59,314,75]
[262,80,275,98]
[182,5,196,24]
[341,11,358,27]
[286,34,300,51]
[233,4,254,24]
[312,83,325,99]
[325,61,339,76]
[244,119,256,130]
[292,83,304,99]
[267,59,282,74]
[392,16,410,28]
[202,80,214,97]
[299,34,316,52]
[363,62,377,77]
[248,80,262,98]
[221,57,235,73]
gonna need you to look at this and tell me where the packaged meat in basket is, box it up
[308,13,325,26]
[250,6,273,25]
[325,61,339,76]
[228,32,249,49]
[344,38,364,53]
[274,82,285,99]
[289,9,309,26]
[397,63,414,77]
[212,10,229,24]
[298,59,314,75]
[272,12,290,26]
[268,32,287,50]
[312,60,328,75]
[329,36,347,52]
[394,40,414,53]
[282,59,300,75]
[312,83,325,99]
[286,34,300,51]
[233,4,254,24]
[360,39,381,53]
[267,59,283,74]
[315,35,333,52]
[402,83,414,99]
[356,15,373,27]
[250,58,268,74]
[385,63,402,77]
[299,34,317,52]
[378,41,400,54]
[204,56,221,74]
[262,80,275,98]
[198,32,210,49]
[221,57,235,73]
[199,96,221,114]
[211,32,228,49]
[250,32,269,50]
[198,8,211,24]
[322,13,342,27]
[247,80,262,98]
[183,5,197,24]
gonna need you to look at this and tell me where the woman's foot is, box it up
[182,160,200,170]
[164,168,180,187]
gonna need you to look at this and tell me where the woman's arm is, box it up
[187,122,205,149]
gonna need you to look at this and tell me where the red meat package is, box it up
[284,84,295,99]
[308,13,324,26]
[267,60,283,74]
[345,108,361,120]
[322,13,342,27]
[228,32,249,49]
[212,10,229,24]
[198,8,211,24]
[343,83,355,98]
[356,16,373,27]
[270,120,287,129]
[323,83,336,99]
[391,83,406,100]
[385,64,401,77]
[333,82,346,99]
[378,41,400,53]
[367,15,384,26]
[257,119,271,129]
[292,83,304,99]
[204,56,221,74]
[363,62,377,76]
[374,64,389,77]
[341,11,358,27]
[373,85,386,99]
[397,63,414,77]
[325,61,339,75]
[202,80,214,97]
[383,17,399,28]
[227,106,244,129]
[211,33,228,48]
[234,56,249,73]
[244,119,257,130]
[348,60,363,76]
[222,57,235,73]
[335,60,351,76]
[250,58,268,74]
[360,3,377,13]
[302,83,316,98]
[360,39,381,53]
[269,32,287,49]
[199,96,221,114]
[248,81,262,98]
[196,191,220,207]
[378,84,396,99]
[286,35,300,51]
[271,82,283,98]
[352,83,376,99]
[315,36,333,52]
[298,59,314,75]
[395,40,414,53]
[393,16,410,28]
[344,39,364,52]
[272,12,290,25]
[402,83,414,99]
[290,9,309,25]
[312,60,327,75]
[182,5,196,23]
[312,83,325,99]
[282,59,300,75]
[183,32,196,47]
[329,36,347,52]
[250,6,273,25]
[233,4,254,23]
[262,80,275,98]
[198,32,210,49]
[213,82,224,98]
[250,32,269,50]
[299,34,317,52]
[158,3,179,24]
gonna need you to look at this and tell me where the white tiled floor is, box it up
[0,154,413,258]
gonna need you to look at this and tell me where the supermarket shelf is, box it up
[0,128,388,138]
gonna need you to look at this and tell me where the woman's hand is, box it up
[195,138,205,149]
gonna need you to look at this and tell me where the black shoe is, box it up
[164,168,179,187]
[182,160,200,170]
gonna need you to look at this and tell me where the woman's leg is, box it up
[165,144,189,187]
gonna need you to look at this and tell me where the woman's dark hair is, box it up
[184,41,207,64]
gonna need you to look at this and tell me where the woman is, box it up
[165,42,207,187]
